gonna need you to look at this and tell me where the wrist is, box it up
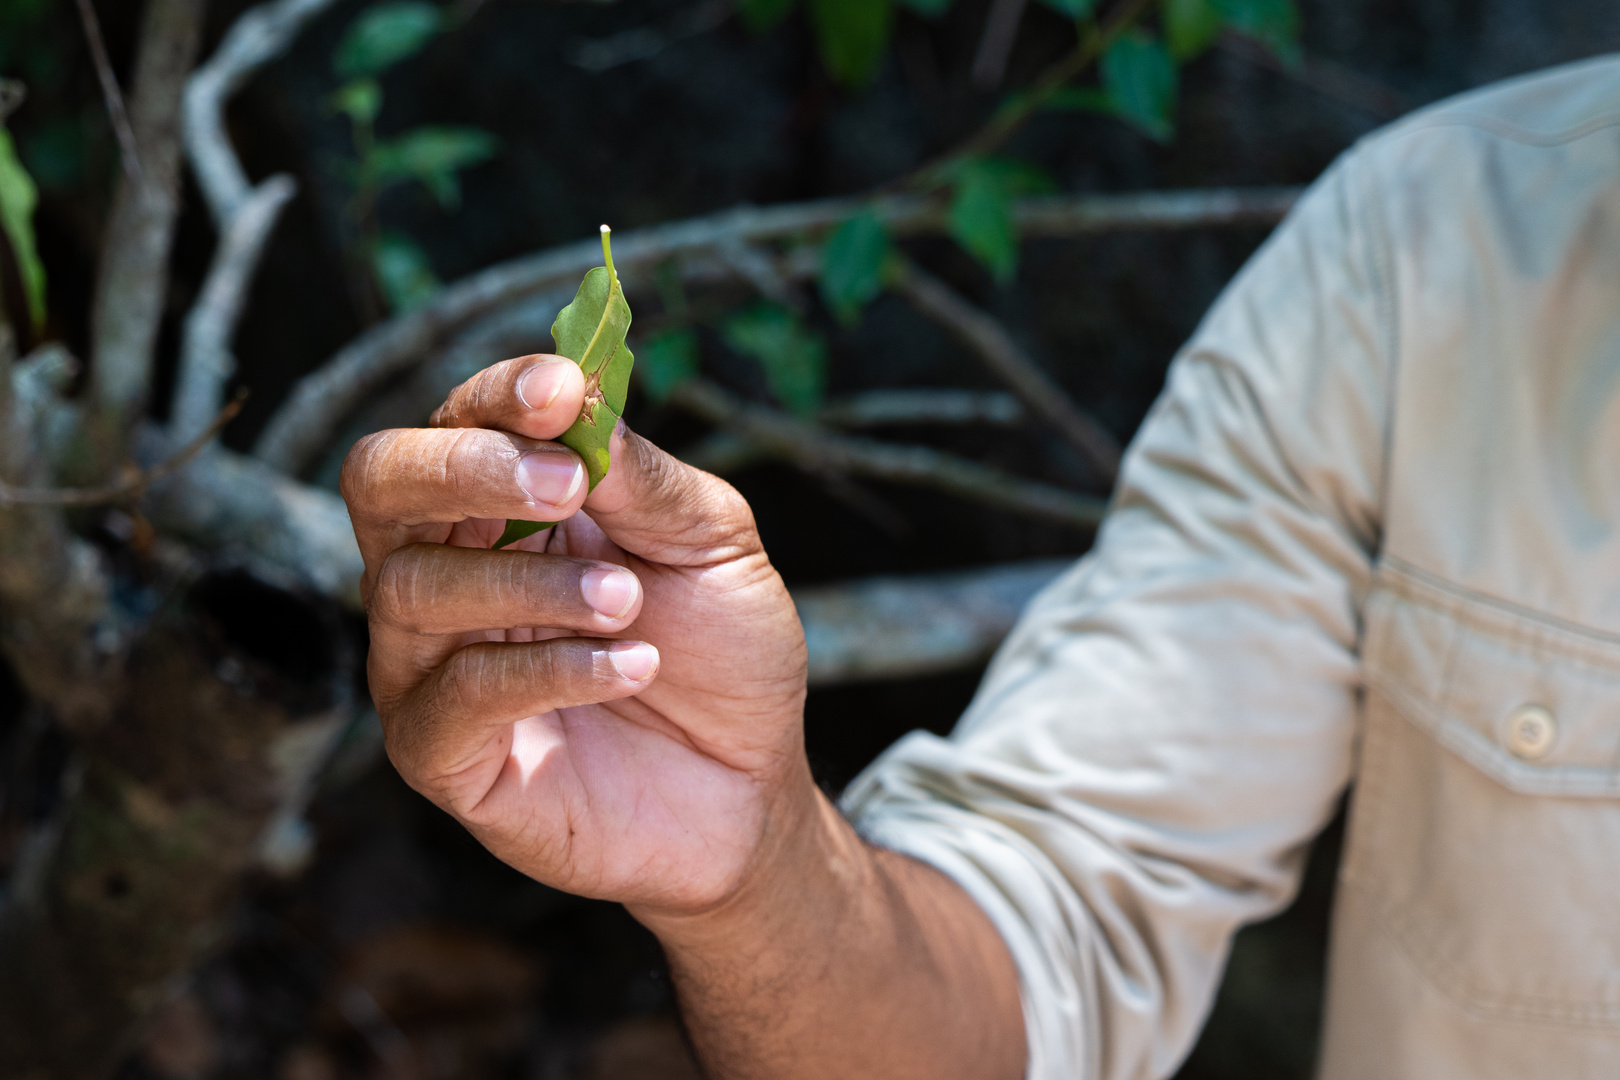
[627,764,865,951]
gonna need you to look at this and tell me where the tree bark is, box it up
[0,571,353,1080]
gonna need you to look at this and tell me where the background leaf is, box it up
[330,78,382,125]
[1034,0,1096,18]
[637,329,700,403]
[894,0,954,16]
[370,232,439,312]
[1101,31,1178,141]
[947,157,1053,283]
[722,303,828,417]
[1163,0,1224,59]
[807,0,895,87]
[819,210,891,326]
[732,0,798,31]
[1210,0,1299,58]
[372,126,498,208]
[334,0,443,78]
[1041,86,1114,112]
[0,127,45,332]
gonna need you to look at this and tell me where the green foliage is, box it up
[807,0,895,87]
[732,0,797,31]
[371,126,498,208]
[819,210,891,326]
[1041,86,1114,113]
[0,126,45,332]
[722,304,828,417]
[330,78,383,125]
[1101,31,1177,141]
[1210,0,1299,58]
[947,157,1054,283]
[334,1,443,78]
[1034,0,1095,18]
[371,232,439,312]
[1162,0,1223,59]
[637,329,700,403]
[497,229,635,550]
[894,0,955,15]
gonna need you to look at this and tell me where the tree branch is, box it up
[72,0,143,184]
[173,0,340,442]
[254,185,1301,476]
[183,0,342,223]
[796,559,1070,685]
[84,0,207,473]
[892,258,1120,483]
[671,378,1108,531]
[0,393,245,508]
[818,389,1024,429]
[171,177,295,441]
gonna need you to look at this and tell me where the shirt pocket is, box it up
[1348,561,1620,1027]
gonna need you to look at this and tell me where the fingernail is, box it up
[517,360,570,411]
[608,641,659,681]
[517,450,584,506]
[581,567,638,619]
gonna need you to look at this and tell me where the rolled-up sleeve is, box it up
[841,146,1393,1080]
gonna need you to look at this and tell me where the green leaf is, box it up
[819,210,891,326]
[370,232,439,312]
[722,304,828,418]
[1209,0,1298,58]
[497,227,636,549]
[0,127,45,332]
[335,0,443,78]
[894,0,953,15]
[1041,86,1114,113]
[1033,0,1095,17]
[1163,0,1223,59]
[330,78,383,126]
[807,0,894,87]
[371,126,498,208]
[1101,31,1177,141]
[733,0,797,30]
[946,157,1053,283]
[638,329,700,403]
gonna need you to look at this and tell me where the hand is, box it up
[341,354,813,916]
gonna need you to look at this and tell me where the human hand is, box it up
[341,354,813,916]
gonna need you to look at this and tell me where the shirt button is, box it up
[1505,704,1557,760]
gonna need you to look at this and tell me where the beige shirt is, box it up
[843,53,1620,1080]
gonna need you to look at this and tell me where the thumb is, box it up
[583,420,765,567]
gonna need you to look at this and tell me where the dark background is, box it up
[1,0,1618,1076]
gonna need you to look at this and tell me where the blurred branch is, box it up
[85,0,207,473]
[672,378,1108,531]
[796,559,1070,685]
[0,393,245,508]
[172,177,296,441]
[72,0,143,184]
[911,0,1157,188]
[183,0,341,222]
[892,258,1120,483]
[819,389,1024,429]
[173,0,339,442]
[971,0,1027,90]
[254,185,1301,476]
[0,79,25,124]
[137,435,366,609]
[1219,34,1411,120]
[566,0,730,73]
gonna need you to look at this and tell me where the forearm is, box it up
[632,783,1027,1080]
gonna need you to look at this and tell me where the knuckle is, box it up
[369,549,426,631]
[339,430,392,507]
